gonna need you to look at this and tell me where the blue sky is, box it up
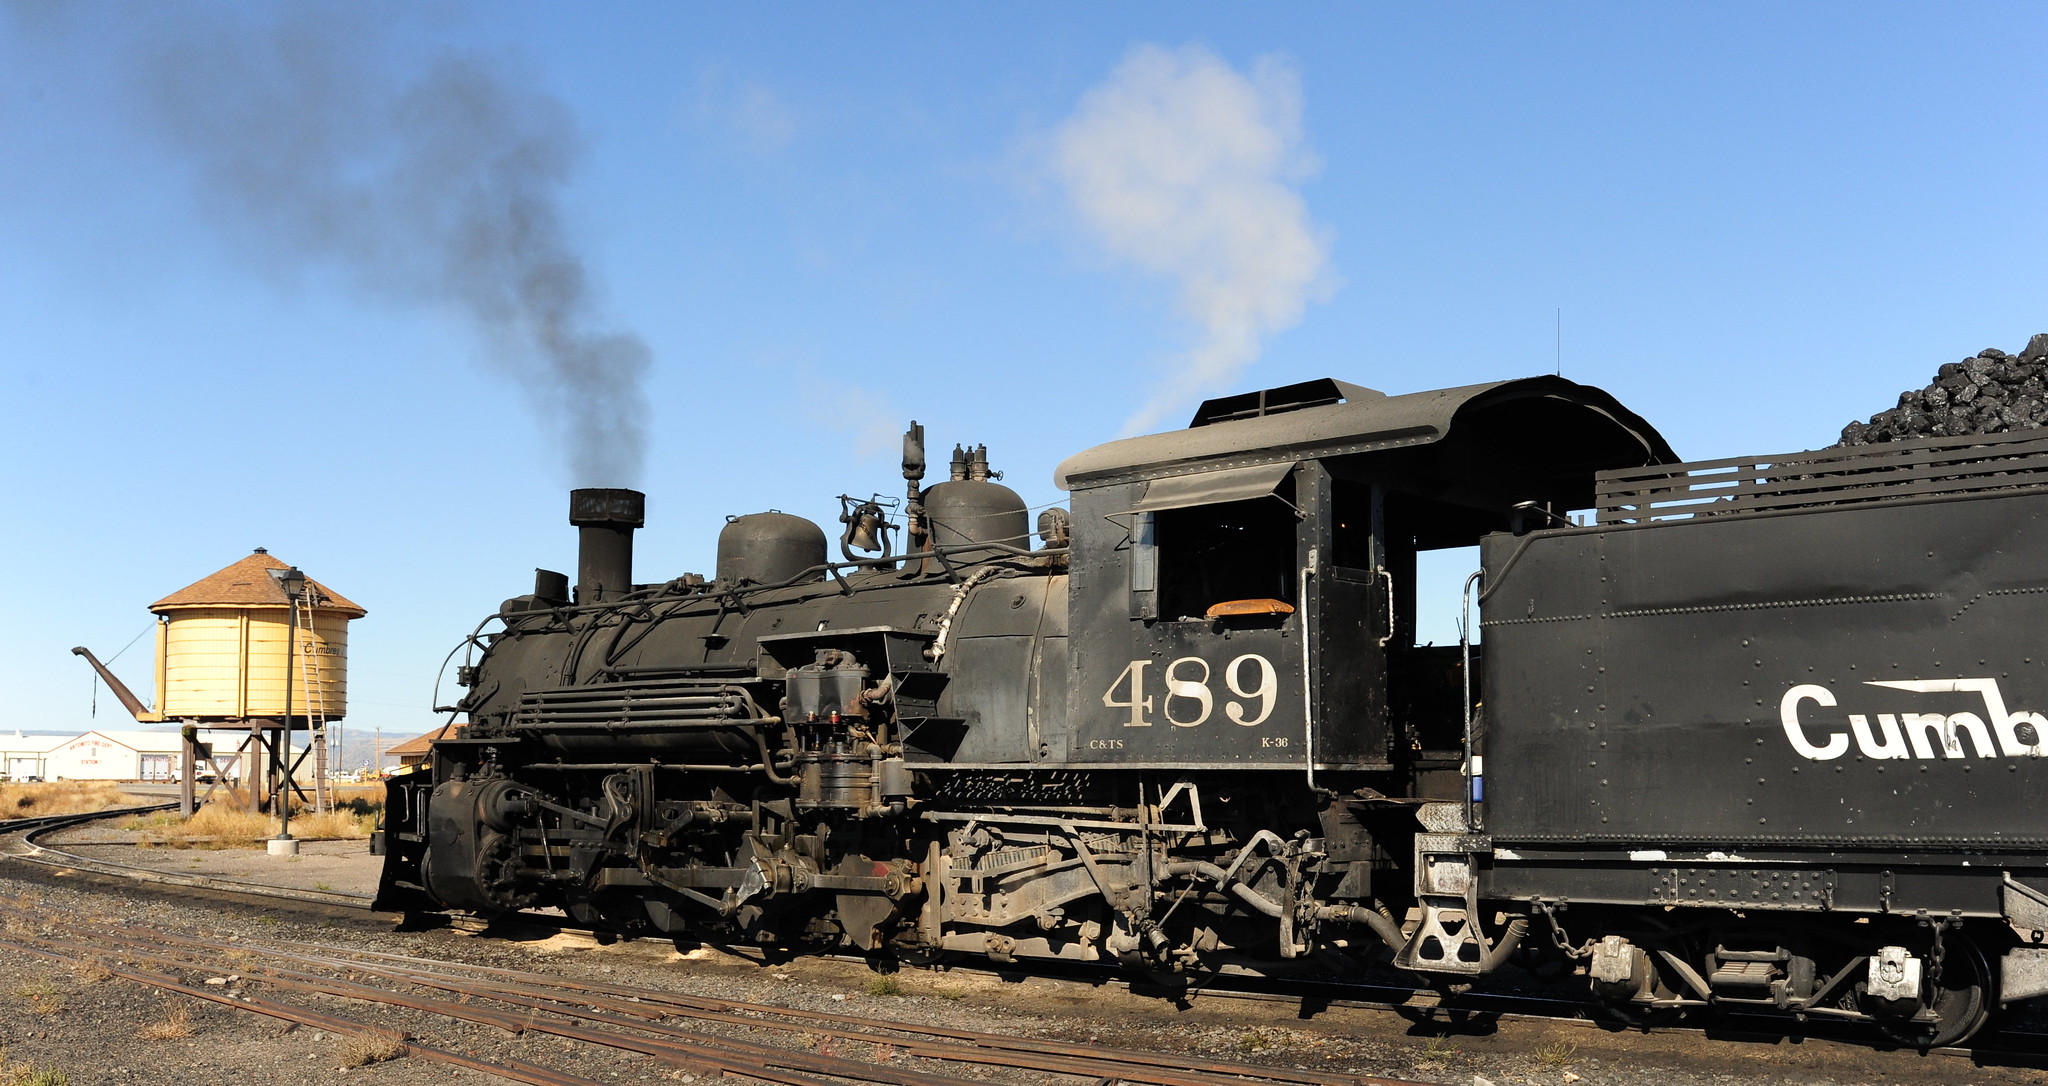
[4,3,2045,752]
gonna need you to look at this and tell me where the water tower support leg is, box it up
[313,725,329,813]
[249,720,269,813]
[179,724,197,818]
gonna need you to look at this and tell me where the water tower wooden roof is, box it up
[150,550,366,618]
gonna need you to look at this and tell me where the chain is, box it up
[1534,900,1587,959]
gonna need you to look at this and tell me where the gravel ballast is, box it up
[0,832,2036,1086]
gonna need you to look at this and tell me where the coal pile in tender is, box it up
[1839,333,2048,446]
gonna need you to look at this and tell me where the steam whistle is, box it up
[903,422,929,558]
[902,421,926,484]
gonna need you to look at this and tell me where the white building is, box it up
[0,732,67,781]
[45,730,187,782]
[38,728,297,783]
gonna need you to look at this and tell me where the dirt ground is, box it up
[0,828,2042,1086]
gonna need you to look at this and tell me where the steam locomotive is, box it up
[375,375,2048,1048]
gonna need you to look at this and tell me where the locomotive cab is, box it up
[1055,376,1674,783]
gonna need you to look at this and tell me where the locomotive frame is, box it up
[376,374,2048,1049]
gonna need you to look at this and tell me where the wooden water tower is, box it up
[74,548,365,814]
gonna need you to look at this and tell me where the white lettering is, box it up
[1781,684,1850,760]
[1162,657,1214,727]
[1849,713,1909,759]
[1223,653,1278,726]
[1866,678,2046,757]
[1103,660,1154,728]
[1948,711,1997,757]
[1902,712,1956,759]
[1787,678,2048,761]
[1099,653,1281,730]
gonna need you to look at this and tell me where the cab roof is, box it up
[1054,376,1676,491]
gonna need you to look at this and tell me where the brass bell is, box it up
[847,505,886,552]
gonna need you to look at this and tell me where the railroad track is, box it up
[7,804,2045,1074]
[0,803,376,909]
[0,896,1423,1086]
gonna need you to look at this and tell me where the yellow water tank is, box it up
[148,550,366,721]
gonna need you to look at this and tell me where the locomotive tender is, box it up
[376,375,2048,1047]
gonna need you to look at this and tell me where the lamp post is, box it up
[269,566,305,857]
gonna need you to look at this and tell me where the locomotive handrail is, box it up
[921,808,1207,834]
[1299,561,1317,790]
[1461,569,1483,834]
[435,539,1074,706]
[486,538,1067,624]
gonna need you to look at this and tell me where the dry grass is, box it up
[294,807,379,839]
[1414,1032,1460,1069]
[14,980,62,1016]
[0,1048,68,1086]
[337,1031,407,1067]
[129,795,380,850]
[1235,1028,1287,1054]
[328,784,385,807]
[135,1001,194,1041]
[0,781,137,819]
[118,810,184,831]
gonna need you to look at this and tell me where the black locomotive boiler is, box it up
[376,375,2048,1047]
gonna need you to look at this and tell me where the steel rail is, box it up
[0,802,177,838]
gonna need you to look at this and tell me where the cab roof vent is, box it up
[1189,378,1383,427]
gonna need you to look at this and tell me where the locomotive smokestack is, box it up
[569,489,645,604]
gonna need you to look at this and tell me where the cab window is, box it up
[1154,481,1297,620]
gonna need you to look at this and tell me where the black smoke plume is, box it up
[140,7,648,484]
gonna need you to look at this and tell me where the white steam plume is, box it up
[1051,44,1334,435]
